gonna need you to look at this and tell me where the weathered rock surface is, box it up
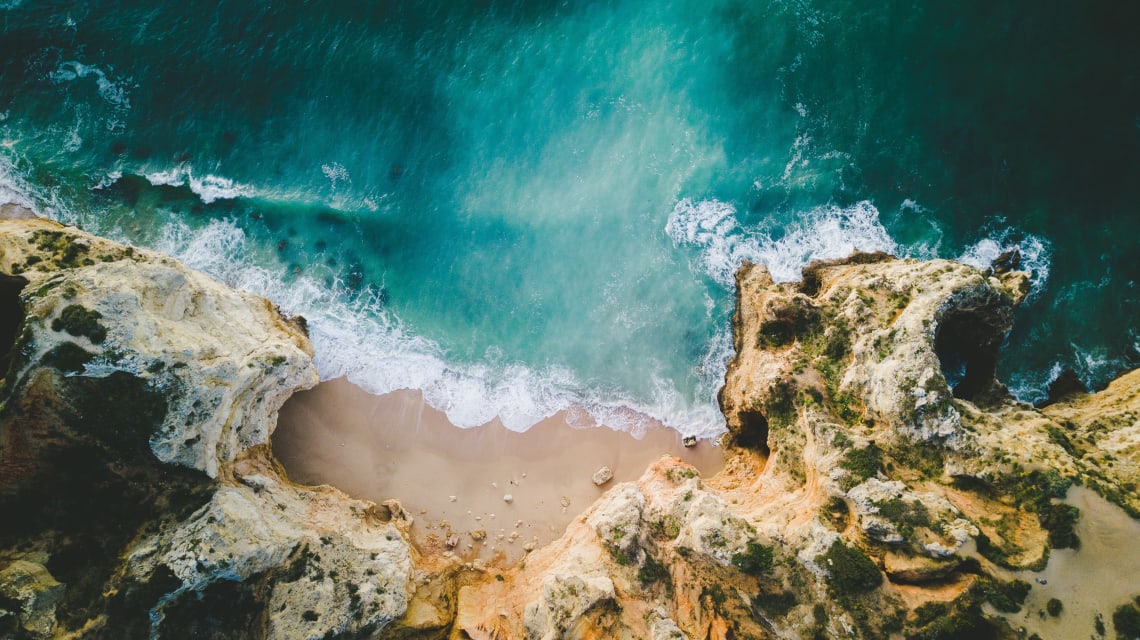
[591,465,614,486]
[413,252,1136,640]
[0,218,316,480]
[0,560,65,638]
[0,217,412,639]
[3,215,1137,640]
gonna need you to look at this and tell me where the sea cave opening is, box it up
[735,409,771,457]
[0,273,28,378]
[934,307,1003,402]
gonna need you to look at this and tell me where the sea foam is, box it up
[666,197,898,285]
[0,152,1068,439]
[0,155,36,210]
[144,168,257,204]
[49,61,133,111]
[153,217,728,438]
[957,227,1051,301]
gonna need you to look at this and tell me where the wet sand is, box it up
[272,378,725,565]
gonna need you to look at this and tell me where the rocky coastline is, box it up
[1,215,1137,639]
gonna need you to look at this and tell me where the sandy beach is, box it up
[272,378,725,565]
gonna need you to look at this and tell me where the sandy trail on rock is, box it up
[272,378,725,565]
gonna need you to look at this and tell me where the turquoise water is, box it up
[1,1,1137,435]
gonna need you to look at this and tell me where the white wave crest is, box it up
[49,61,132,110]
[957,228,1051,301]
[666,198,897,285]
[0,154,37,210]
[154,218,726,438]
[144,167,256,204]
[1008,342,1129,406]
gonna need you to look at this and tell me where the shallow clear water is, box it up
[1,1,1137,435]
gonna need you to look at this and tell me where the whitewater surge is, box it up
[666,198,899,285]
[1,153,1070,437]
[144,167,258,204]
[149,197,958,439]
[957,226,1052,303]
[152,216,730,438]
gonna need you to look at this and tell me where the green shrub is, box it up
[41,342,94,373]
[51,304,107,344]
[1039,503,1081,549]
[840,444,882,489]
[909,597,1000,640]
[753,590,797,618]
[1113,600,1140,640]
[1046,597,1063,617]
[816,541,881,595]
[973,577,1031,613]
[875,498,931,537]
[637,554,670,587]
[732,541,774,576]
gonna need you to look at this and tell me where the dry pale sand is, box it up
[1005,486,1140,639]
[272,378,725,566]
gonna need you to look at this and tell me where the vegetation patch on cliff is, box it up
[50,304,107,344]
[817,540,882,596]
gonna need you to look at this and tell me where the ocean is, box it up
[1,1,1136,437]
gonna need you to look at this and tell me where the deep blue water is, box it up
[1,1,1137,435]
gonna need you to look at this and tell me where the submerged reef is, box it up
[0,215,1137,639]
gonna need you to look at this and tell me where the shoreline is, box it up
[271,377,726,565]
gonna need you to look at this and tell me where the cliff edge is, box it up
[1,217,1137,640]
[0,217,412,640]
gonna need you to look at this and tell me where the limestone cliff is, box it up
[1,216,1137,640]
[0,217,412,639]
[388,253,1138,640]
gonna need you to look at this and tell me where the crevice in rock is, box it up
[0,272,28,378]
[934,307,1004,402]
[735,410,771,457]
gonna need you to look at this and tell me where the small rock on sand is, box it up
[592,466,614,486]
[469,529,487,541]
[682,435,697,448]
[503,494,513,503]
[560,496,571,508]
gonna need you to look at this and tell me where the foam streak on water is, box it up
[143,168,257,204]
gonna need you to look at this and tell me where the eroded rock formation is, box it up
[390,253,1137,640]
[1,216,1137,640]
[0,217,411,639]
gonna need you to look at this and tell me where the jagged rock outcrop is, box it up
[0,216,413,639]
[0,220,316,479]
[3,214,1137,640]
[1041,367,1140,516]
[390,252,1136,640]
[0,560,65,638]
[437,456,775,640]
